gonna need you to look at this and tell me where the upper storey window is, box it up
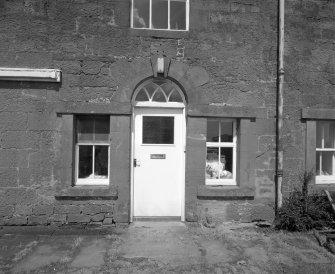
[132,0,189,31]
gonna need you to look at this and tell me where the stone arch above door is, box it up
[114,56,210,108]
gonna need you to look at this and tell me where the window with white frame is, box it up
[75,116,110,185]
[206,119,237,185]
[131,0,189,31]
[316,121,335,184]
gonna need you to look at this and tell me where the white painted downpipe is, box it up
[276,0,285,211]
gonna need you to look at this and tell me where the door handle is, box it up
[134,158,141,167]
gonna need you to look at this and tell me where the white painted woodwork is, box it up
[0,67,61,82]
[133,107,184,217]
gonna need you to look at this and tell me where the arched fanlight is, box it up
[133,79,185,107]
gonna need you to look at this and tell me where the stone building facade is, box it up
[0,0,334,226]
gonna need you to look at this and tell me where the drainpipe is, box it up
[276,0,285,212]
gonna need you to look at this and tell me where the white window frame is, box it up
[131,0,189,31]
[316,121,335,184]
[206,119,237,186]
[75,117,110,186]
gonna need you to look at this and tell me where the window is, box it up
[206,119,237,185]
[75,116,110,185]
[132,78,186,107]
[131,0,189,31]
[316,121,335,184]
[143,116,174,144]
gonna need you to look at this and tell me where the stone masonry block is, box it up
[15,52,53,67]
[48,214,67,223]
[90,213,105,222]
[32,204,54,216]
[0,112,27,130]
[100,204,113,213]
[53,60,81,74]
[256,119,276,135]
[27,112,57,131]
[39,131,57,149]
[258,135,275,153]
[54,205,82,214]
[14,204,33,215]
[185,66,210,88]
[6,215,27,226]
[0,168,18,187]
[67,214,91,223]
[1,131,40,149]
[28,150,55,168]
[168,61,189,81]
[81,61,105,75]
[81,204,101,215]
[0,205,14,217]
[251,203,275,222]
[0,150,29,168]
[105,212,113,218]
[322,29,335,40]
[79,74,116,87]
[28,215,49,225]
[103,217,115,225]
[3,188,37,205]
[18,166,52,187]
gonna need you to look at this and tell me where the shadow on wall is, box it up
[0,81,61,91]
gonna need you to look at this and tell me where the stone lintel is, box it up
[302,108,335,120]
[187,105,256,118]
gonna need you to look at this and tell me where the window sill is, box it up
[197,185,254,199]
[55,185,118,199]
[129,28,189,39]
[311,183,335,189]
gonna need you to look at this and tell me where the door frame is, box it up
[130,106,186,222]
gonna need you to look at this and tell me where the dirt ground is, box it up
[1,222,335,274]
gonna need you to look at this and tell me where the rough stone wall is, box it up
[0,0,280,224]
[282,0,335,195]
[1,201,115,226]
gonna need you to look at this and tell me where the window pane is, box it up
[144,82,158,98]
[206,147,233,180]
[316,151,321,176]
[207,120,219,142]
[78,145,93,179]
[317,151,334,176]
[152,90,167,102]
[168,90,183,102]
[161,82,174,98]
[323,122,335,149]
[77,117,94,141]
[94,146,108,178]
[221,121,233,142]
[143,116,174,144]
[220,147,233,178]
[171,0,186,30]
[206,147,219,179]
[95,116,109,141]
[133,0,149,28]
[152,0,168,29]
[316,122,322,148]
[135,89,149,101]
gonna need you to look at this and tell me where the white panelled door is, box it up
[133,107,184,218]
